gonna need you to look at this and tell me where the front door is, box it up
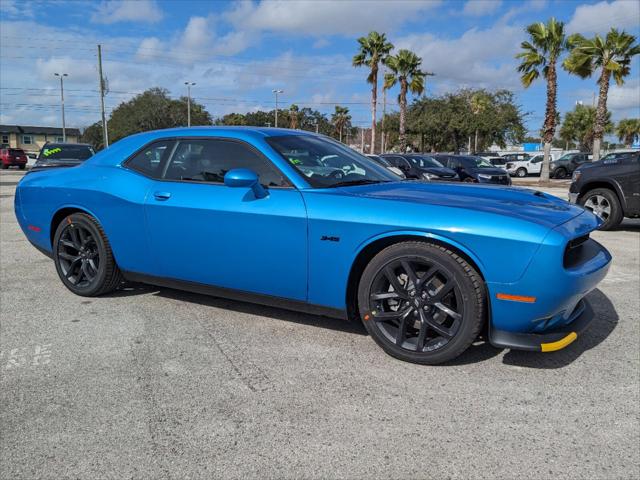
[144,137,308,301]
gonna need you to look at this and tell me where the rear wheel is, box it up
[358,242,485,364]
[580,188,623,230]
[53,213,123,296]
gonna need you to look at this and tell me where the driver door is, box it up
[144,137,308,301]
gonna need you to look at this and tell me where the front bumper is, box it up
[489,299,593,352]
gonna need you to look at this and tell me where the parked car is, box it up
[1,147,28,169]
[381,154,458,181]
[550,152,591,179]
[365,154,405,177]
[569,151,639,230]
[431,154,511,185]
[15,127,611,365]
[33,143,95,169]
[506,154,544,177]
[502,153,531,162]
[486,156,507,168]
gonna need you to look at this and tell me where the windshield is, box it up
[406,155,444,168]
[462,156,494,168]
[557,153,580,162]
[38,145,94,162]
[8,149,25,155]
[267,135,397,188]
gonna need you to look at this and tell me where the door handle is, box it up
[153,191,171,201]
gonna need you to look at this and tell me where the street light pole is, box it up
[185,82,196,127]
[54,73,68,141]
[272,89,283,128]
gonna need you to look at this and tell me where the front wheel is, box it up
[19,164,25,170]
[53,213,123,296]
[358,242,485,364]
[516,168,527,177]
[580,188,623,230]
[554,167,567,179]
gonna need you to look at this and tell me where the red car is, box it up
[1,148,28,169]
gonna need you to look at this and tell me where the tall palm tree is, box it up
[331,105,351,142]
[353,31,394,154]
[616,118,640,148]
[564,29,639,160]
[384,49,425,152]
[470,91,490,153]
[289,104,300,129]
[515,17,566,183]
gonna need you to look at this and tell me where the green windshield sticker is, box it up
[43,147,62,157]
[289,158,302,165]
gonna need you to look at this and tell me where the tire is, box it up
[1,164,7,169]
[19,164,25,170]
[554,167,567,179]
[53,212,123,296]
[357,241,485,365]
[516,168,527,177]
[579,188,623,231]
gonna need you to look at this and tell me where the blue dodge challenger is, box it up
[15,127,612,364]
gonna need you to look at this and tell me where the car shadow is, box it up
[112,281,368,336]
[611,219,640,232]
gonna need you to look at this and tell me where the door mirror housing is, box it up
[224,168,267,198]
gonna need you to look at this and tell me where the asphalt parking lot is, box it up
[1,169,638,479]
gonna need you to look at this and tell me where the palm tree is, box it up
[616,118,640,147]
[331,105,351,142]
[515,17,567,183]
[470,91,490,153]
[353,31,394,154]
[384,49,425,152]
[564,29,639,160]
[289,104,299,129]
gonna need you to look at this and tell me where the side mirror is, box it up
[224,168,267,198]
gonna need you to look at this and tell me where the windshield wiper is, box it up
[329,179,388,188]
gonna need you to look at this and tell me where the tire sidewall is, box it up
[580,188,622,231]
[357,242,483,364]
[53,213,110,296]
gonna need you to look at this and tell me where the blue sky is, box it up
[1,0,639,137]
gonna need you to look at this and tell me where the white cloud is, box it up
[462,0,502,16]
[91,0,164,24]
[225,0,442,36]
[396,24,522,90]
[607,78,640,116]
[567,0,640,35]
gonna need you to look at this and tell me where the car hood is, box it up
[337,181,585,228]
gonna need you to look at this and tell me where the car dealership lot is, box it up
[1,170,638,479]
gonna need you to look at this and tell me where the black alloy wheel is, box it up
[358,242,485,364]
[53,213,123,296]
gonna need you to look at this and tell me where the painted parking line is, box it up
[0,344,53,370]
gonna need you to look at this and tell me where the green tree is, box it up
[81,121,106,151]
[559,104,613,152]
[564,28,640,160]
[384,49,425,152]
[331,106,352,142]
[470,91,491,153]
[353,31,394,154]
[103,88,212,143]
[616,118,640,147]
[516,17,567,183]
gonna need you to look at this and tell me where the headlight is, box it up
[572,170,581,182]
[477,173,492,180]
[422,173,438,180]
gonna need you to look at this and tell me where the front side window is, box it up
[126,140,173,178]
[163,139,288,187]
[267,135,397,188]
[22,135,33,145]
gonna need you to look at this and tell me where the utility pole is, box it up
[97,45,109,148]
[185,82,196,127]
[360,127,365,153]
[54,73,68,141]
[313,120,319,133]
[272,89,283,128]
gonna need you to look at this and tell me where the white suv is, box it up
[506,154,544,177]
